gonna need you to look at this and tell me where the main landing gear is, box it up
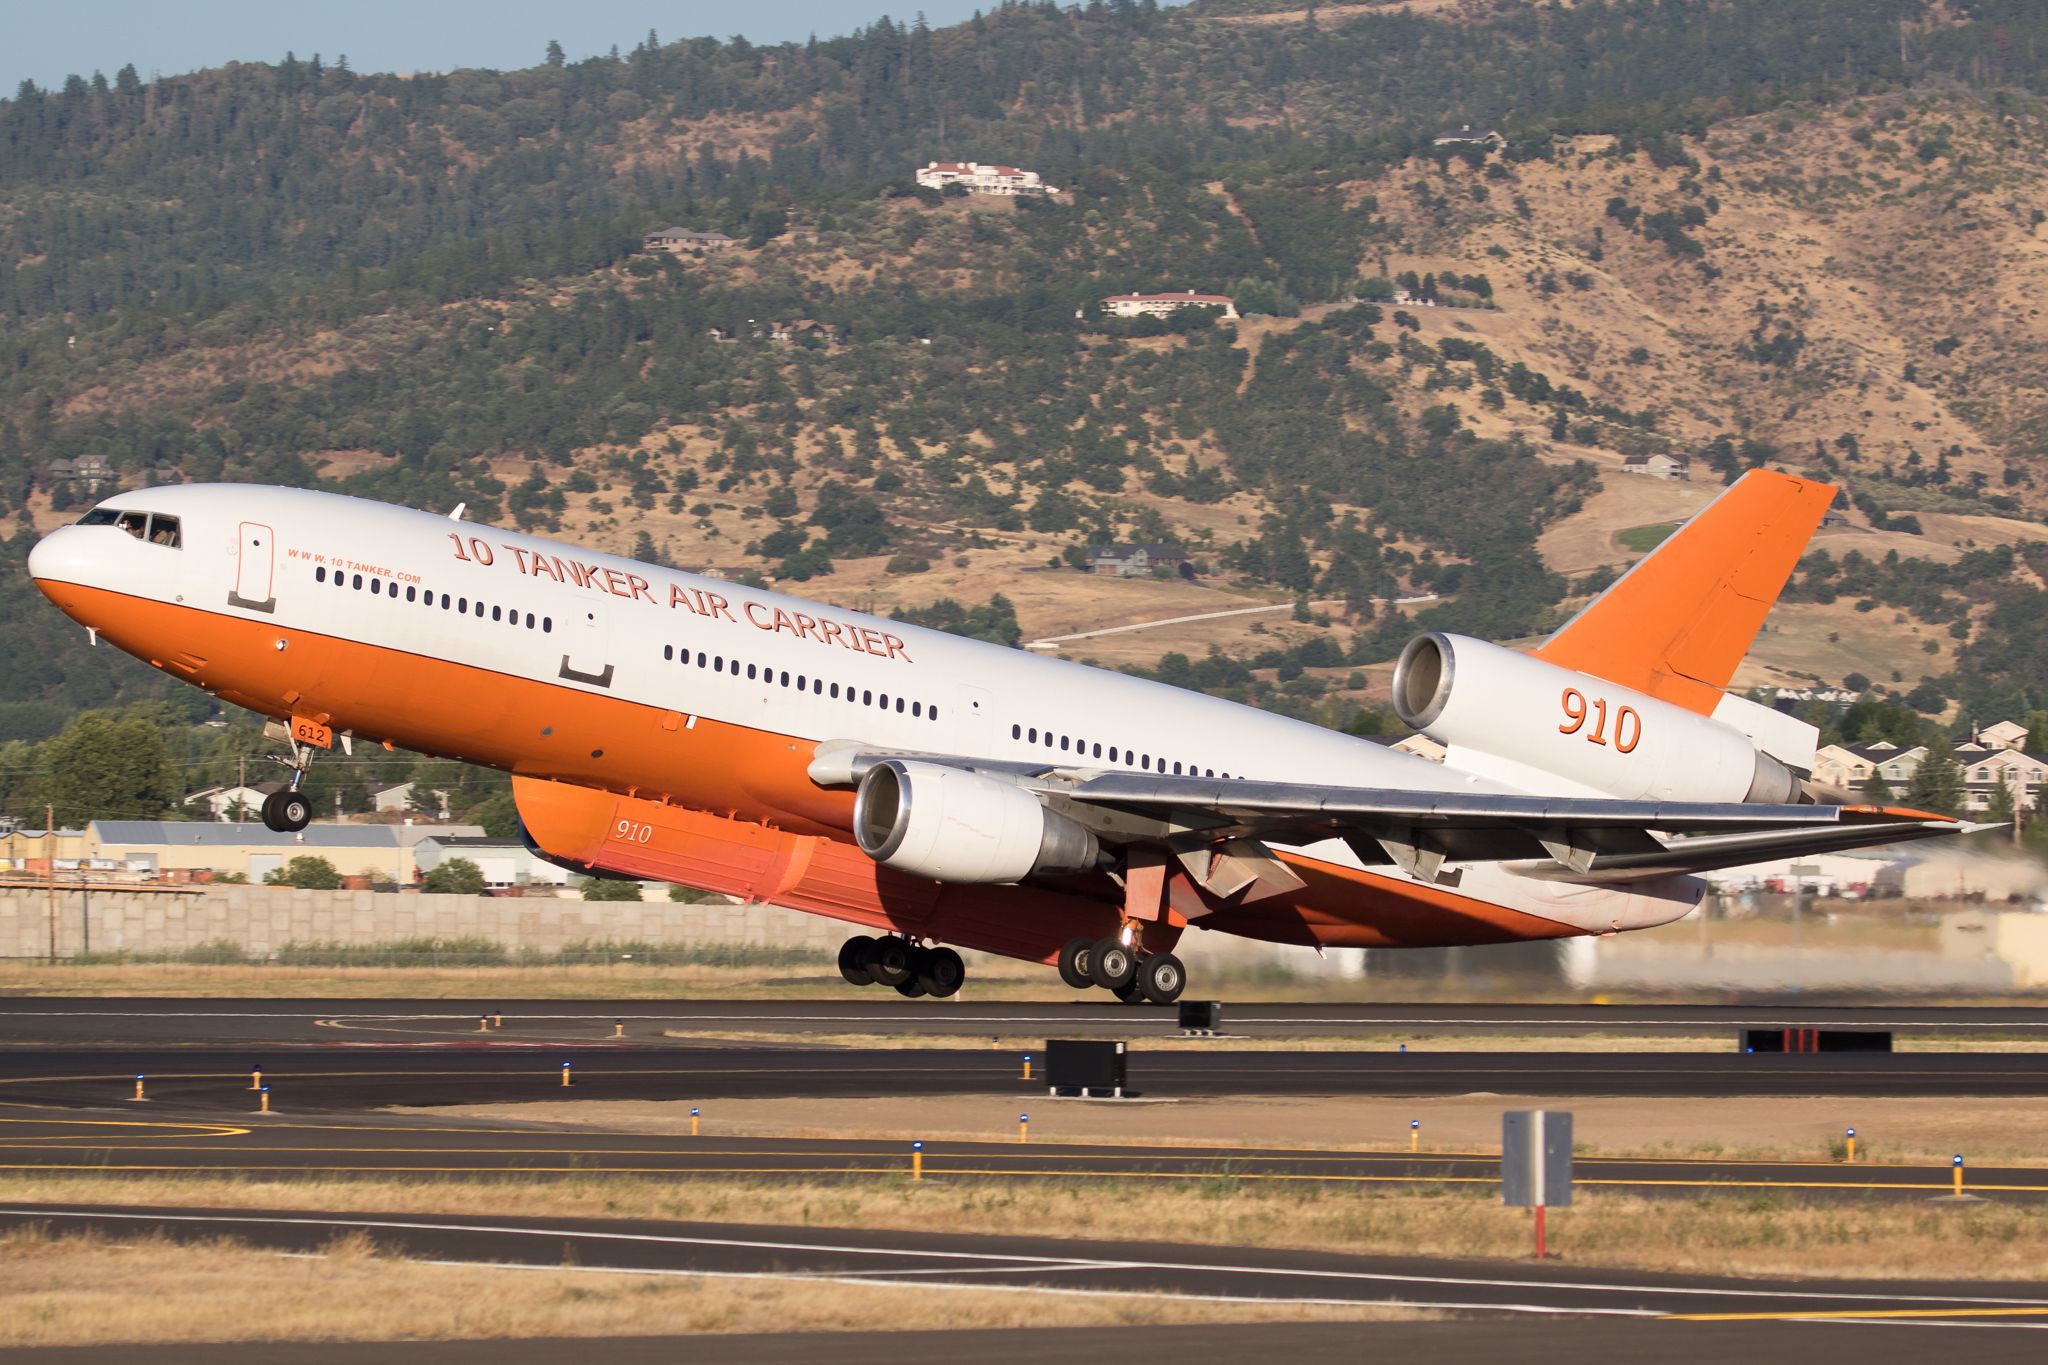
[838,934,966,999]
[1058,934,1186,1006]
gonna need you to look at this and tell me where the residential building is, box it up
[1084,544,1192,578]
[366,781,448,817]
[642,227,737,253]
[184,782,287,821]
[767,319,841,345]
[1432,126,1505,149]
[40,454,117,494]
[1811,740,1928,794]
[1619,453,1691,481]
[1812,725,2048,813]
[1100,290,1239,321]
[413,835,573,889]
[84,821,484,885]
[915,161,1055,196]
[1976,721,2031,751]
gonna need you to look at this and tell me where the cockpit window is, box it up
[74,506,179,547]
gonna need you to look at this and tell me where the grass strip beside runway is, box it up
[4,1171,2047,1281]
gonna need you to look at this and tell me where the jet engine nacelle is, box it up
[853,759,1102,883]
[1393,632,1803,804]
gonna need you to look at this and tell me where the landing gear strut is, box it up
[837,934,965,999]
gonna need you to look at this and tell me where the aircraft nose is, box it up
[27,525,92,596]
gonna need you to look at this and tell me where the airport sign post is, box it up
[1502,1110,1573,1259]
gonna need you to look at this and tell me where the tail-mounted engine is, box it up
[853,759,1103,883]
[1393,632,1804,804]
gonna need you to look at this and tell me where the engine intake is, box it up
[853,759,1101,883]
[1393,632,1804,804]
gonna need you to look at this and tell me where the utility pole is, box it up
[46,804,57,964]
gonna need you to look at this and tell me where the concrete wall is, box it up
[0,886,847,958]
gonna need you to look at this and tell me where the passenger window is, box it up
[664,645,674,661]
[1060,737,1070,752]
[1093,743,1103,758]
[405,585,416,602]
[696,652,706,667]
[913,702,923,718]
[147,515,180,547]
[543,617,553,633]
[1028,727,1037,742]
[353,574,364,590]
[862,690,873,706]
[878,693,888,709]
[930,706,939,721]
[747,664,757,680]
[524,612,534,628]
[316,567,327,583]
[830,683,841,699]
[779,671,789,687]
[371,579,382,596]
[895,698,905,714]
[714,657,724,673]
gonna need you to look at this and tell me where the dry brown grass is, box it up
[5,1171,2046,1283]
[423,1092,2048,1165]
[0,1222,1411,1347]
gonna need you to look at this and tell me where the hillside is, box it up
[6,0,2048,757]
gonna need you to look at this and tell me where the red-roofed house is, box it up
[915,161,1054,195]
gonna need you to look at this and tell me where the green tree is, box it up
[471,791,520,838]
[580,877,644,901]
[1903,749,1964,817]
[266,855,342,889]
[422,857,485,895]
[1856,766,1894,805]
[35,709,181,825]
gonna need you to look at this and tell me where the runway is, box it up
[4,1043,2048,1102]
[5,1202,2048,1332]
[3,996,2046,1047]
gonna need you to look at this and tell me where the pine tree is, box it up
[1903,748,1965,816]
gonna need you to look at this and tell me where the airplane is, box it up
[27,470,1966,1003]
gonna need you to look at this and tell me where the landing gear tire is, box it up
[1089,937,1137,992]
[262,790,311,833]
[894,976,928,998]
[863,936,914,989]
[917,946,966,999]
[1057,937,1096,991]
[1138,953,1186,1006]
[839,936,878,987]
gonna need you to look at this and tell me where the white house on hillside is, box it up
[1100,290,1239,320]
[915,161,1054,196]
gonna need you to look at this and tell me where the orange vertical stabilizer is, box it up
[1534,468,1836,715]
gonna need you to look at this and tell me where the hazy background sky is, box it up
[0,1,1034,93]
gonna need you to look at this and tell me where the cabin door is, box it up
[953,683,995,757]
[228,521,276,613]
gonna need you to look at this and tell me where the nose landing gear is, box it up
[256,725,320,833]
